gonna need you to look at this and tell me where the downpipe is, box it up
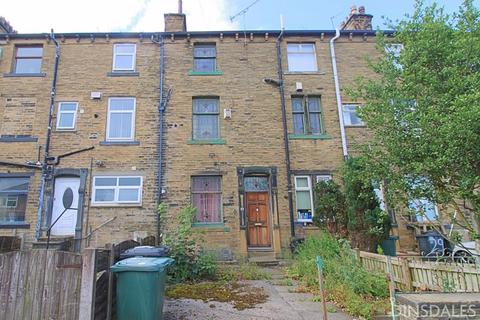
[35,30,60,240]
[330,28,349,160]
[275,30,296,238]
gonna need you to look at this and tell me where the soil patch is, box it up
[166,281,268,310]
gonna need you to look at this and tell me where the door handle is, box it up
[254,223,262,227]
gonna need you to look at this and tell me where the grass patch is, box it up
[166,282,268,310]
[219,261,272,281]
[288,232,389,319]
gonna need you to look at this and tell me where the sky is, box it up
[1,0,473,34]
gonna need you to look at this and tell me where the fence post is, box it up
[401,257,413,292]
[79,248,97,320]
[106,243,115,320]
[354,248,361,263]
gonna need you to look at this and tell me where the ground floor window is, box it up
[92,176,142,205]
[192,176,222,223]
[295,174,332,223]
[0,177,29,223]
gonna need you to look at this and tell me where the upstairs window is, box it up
[192,176,222,223]
[56,102,78,130]
[292,96,323,135]
[385,44,404,70]
[342,104,364,126]
[409,199,438,222]
[0,177,29,224]
[107,98,136,141]
[14,46,43,73]
[193,44,216,73]
[287,43,317,72]
[92,176,142,204]
[113,44,136,71]
[192,98,219,140]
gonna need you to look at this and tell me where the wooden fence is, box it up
[355,249,480,292]
[0,250,82,320]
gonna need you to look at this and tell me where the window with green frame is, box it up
[292,96,323,135]
[192,97,220,140]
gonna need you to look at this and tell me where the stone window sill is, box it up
[90,203,142,208]
[0,135,38,142]
[344,125,366,128]
[0,222,30,229]
[107,71,140,77]
[187,139,226,145]
[99,140,140,146]
[284,71,326,75]
[288,134,331,140]
[3,73,46,77]
[188,70,223,76]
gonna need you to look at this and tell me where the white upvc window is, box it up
[106,97,136,141]
[342,104,364,126]
[287,43,318,72]
[295,176,314,222]
[385,43,404,70]
[56,102,78,130]
[316,175,332,183]
[113,43,136,71]
[92,176,142,205]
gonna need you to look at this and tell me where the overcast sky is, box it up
[2,0,469,33]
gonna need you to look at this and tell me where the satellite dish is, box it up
[62,187,74,209]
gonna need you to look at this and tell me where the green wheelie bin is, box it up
[111,257,174,320]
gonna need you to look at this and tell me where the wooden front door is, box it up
[246,192,271,247]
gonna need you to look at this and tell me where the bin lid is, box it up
[111,257,174,273]
[120,245,170,259]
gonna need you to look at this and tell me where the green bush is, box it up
[313,180,347,232]
[288,232,389,319]
[158,203,217,282]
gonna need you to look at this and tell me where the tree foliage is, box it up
[350,0,480,238]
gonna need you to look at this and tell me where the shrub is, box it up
[313,180,347,232]
[158,203,217,282]
[288,232,389,319]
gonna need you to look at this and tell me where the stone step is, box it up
[32,237,74,251]
[248,256,279,266]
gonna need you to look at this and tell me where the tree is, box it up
[313,180,347,233]
[351,0,480,241]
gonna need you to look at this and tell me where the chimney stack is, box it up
[164,0,187,32]
[0,17,16,34]
[340,5,373,31]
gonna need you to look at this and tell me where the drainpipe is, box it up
[275,30,296,238]
[152,34,166,246]
[330,28,349,160]
[35,30,60,240]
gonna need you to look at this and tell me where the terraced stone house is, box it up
[0,6,448,260]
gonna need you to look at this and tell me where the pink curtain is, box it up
[192,177,221,223]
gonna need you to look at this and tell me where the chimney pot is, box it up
[341,5,372,31]
[359,6,366,14]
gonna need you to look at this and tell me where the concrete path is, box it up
[164,266,353,320]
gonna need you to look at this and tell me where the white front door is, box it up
[51,177,80,236]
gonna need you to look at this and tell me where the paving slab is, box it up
[164,279,353,320]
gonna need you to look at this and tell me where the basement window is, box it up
[92,176,142,205]
[292,96,323,135]
[113,44,136,72]
[193,44,216,73]
[287,43,317,72]
[56,102,78,130]
[14,45,43,74]
[191,176,222,223]
[0,177,29,224]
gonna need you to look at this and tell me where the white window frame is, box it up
[342,104,364,126]
[385,43,404,70]
[91,176,143,205]
[112,43,136,72]
[106,97,136,141]
[287,43,318,72]
[56,102,78,130]
[294,176,315,223]
[316,175,332,183]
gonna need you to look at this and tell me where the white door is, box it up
[51,177,80,236]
